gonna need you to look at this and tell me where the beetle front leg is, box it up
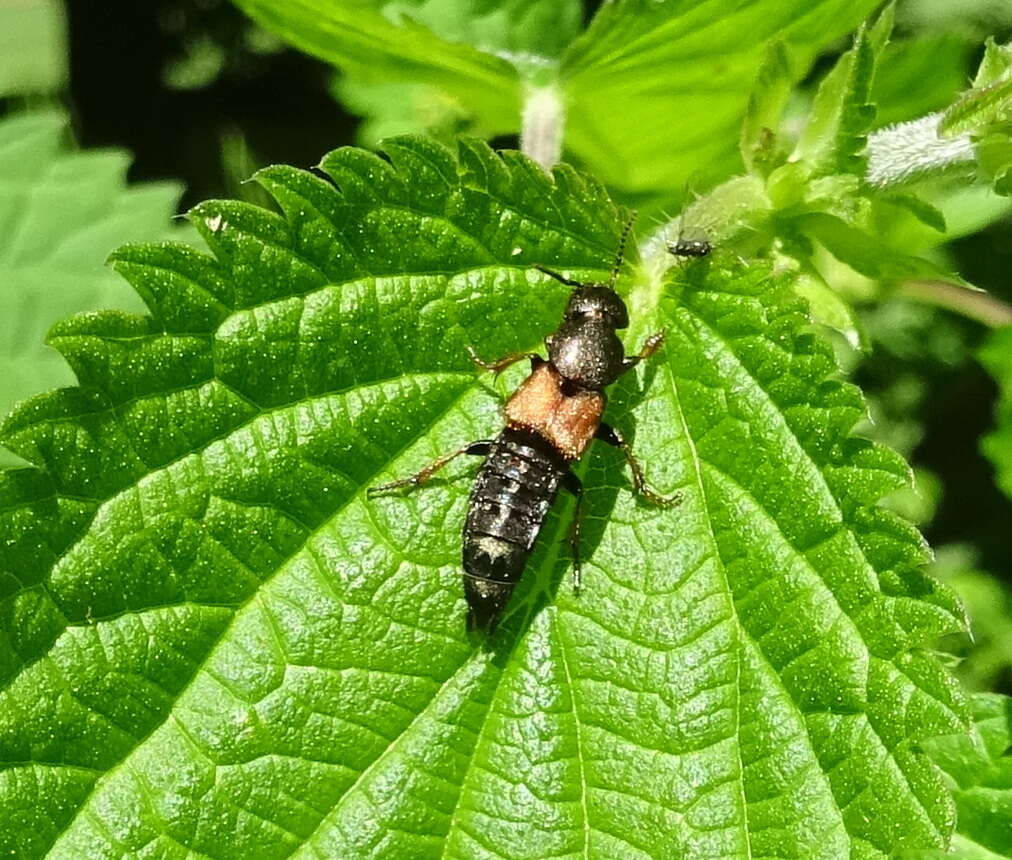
[466,345,544,376]
[596,423,681,507]
[622,330,665,372]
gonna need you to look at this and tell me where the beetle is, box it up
[368,217,680,632]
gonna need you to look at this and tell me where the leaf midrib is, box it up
[656,317,752,860]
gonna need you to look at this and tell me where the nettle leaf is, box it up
[329,0,582,145]
[740,40,795,175]
[794,212,960,284]
[237,0,883,203]
[560,0,882,200]
[940,36,1012,138]
[0,0,66,96]
[792,7,891,178]
[381,0,583,58]
[921,693,1012,858]
[232,0,523,142]
[973,37,1012,89]
[0,111,187,467]
[980,326,1012,502]
[871,34,974,129]
[0,137,968,858]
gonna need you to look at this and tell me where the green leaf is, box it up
[878,193,947,233]
[561,0,882,200]
[740,40,795,174]
[940,79,1012,138]
[794,271,862,346]
[871,35,974,128]
[980,326,1012,502]
[973,37,1012,88]
[792,7,892,177]
[231,0,523,140]
[996,162,1012,196]
[0,0,66,96]
[0,137,967,857]
[0,111,187,468]
[877,180,1012,251]
[379,0,583,58]
[330,0,582,145]
[940,38,1012,138]
[976,133,1012,195]
[931,546,1012,693]
[922,693,1012,858]
[334,78,473,147]
[794,211,959,284]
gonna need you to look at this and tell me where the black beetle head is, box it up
[563,285,629,330]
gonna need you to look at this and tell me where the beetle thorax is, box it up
[547,285,629,390]
[548,321,626,389]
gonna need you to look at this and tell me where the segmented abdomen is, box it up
[463,427,567,631]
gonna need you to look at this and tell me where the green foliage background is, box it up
[2,1,1012,858]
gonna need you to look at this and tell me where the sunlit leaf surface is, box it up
[0,138,966,858]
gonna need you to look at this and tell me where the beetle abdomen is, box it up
[463,427,566,631]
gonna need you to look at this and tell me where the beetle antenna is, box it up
[608,211,637,290]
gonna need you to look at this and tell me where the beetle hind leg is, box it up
[562,471,584,594]
[367,440,492,496]
[595,423,681,507]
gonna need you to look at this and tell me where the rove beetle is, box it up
[368,216,680,632]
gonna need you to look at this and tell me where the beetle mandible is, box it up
[368,215,680,632]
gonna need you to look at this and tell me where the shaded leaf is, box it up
[0,111,187,467]
[740,40,795,174]
[795,211,961,284]
[231,0,522,140]
[0,0,66,96]
[872,35,974,129]
[980,326,1012,502]
[921,693,1012,858]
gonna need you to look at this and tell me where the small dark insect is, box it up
[667,237,712,258]
[368,216,680,632]
[666,188,713,260]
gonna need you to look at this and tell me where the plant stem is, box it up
[866,112,977,188]
[899,279,1012,327]
[520,84,564,170]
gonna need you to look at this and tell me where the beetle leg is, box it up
[367,440,492,496]
[596,423,681,507]
[622,330,666,372]
[562,471,584,594]
[466,345,543,376]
